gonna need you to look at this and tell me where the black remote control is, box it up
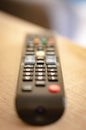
[15,34,65,125]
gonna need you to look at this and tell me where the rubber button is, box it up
[36,81,45,86]
[23,76,33,81]
[24,65,34,68]
[48,38,55,44]
[23,68,34,72]
[24,55,35,65]
[36,51,45,58]
[36,76,45,81]
[48,84,61,93]
[26,52,34,55]
[35,72,45,76]
[34,38,40,44]
[26,48,34,52]
[42,38,47,45]
[46,52,55,55]
[22,85,32,91]
[48,76,58,81]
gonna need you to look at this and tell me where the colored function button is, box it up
[48,84,61,93]
[24,55,35,65]
[34,38,40,44]
[27,37,33,43]
[22,85,32,91]
[48,38,55,44]
[42,38,47,45]
[27,37,34,47]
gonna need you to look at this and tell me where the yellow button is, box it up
[36,51,45,58]
[34,38,40,44]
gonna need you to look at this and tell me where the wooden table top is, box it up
[0,11,86,130]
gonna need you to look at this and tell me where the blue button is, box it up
[27,37,33,43]
[24,55,35,64]
[27,37,34,47]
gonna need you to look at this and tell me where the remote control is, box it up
[15,34,65,125]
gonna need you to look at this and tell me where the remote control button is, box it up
[36,57,44,60]
[23,76,33,81]
[34,38,40,44]
[23,72,33,76]
[27,37,34,47]
[36,65,45,68]
[36,51,45,58]
[48,38,55,44]
[46,52,55,55]
[47,69,57,72]
[48,72,57,76]
[27,37,33,43]
[48,84,60,93]
[36,68,45,72]
[25,52,34,55]
[35,81,45,86]
[46,48,55,51]
[37,60,44,64]
[35,72,45,76]
[46,55,56,64]
[48,76,58,81]
[36,76,45,81]
[24,64,34,68]
[24,55,35,65]
[37,46,44,50]
[42,38,47,45]
[26,48,34,52]
[36,67,45,70]
[47,44,54,48]
[23,68,34,72]
[47,65,57,68]
[22,85,32,91]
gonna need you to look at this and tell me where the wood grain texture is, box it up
[0,11,86,130]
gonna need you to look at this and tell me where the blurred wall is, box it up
[0,0,51,28]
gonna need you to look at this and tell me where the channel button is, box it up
[24,55,35,65]
[46,55,57,64]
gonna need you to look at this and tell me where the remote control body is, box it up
[15,34,65,125]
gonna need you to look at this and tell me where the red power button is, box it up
[48,84,61,93]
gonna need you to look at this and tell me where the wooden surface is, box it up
[0,11,86,130]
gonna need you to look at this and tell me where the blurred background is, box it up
[0,0,86,47]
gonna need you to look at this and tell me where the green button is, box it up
[42,38,47,45]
